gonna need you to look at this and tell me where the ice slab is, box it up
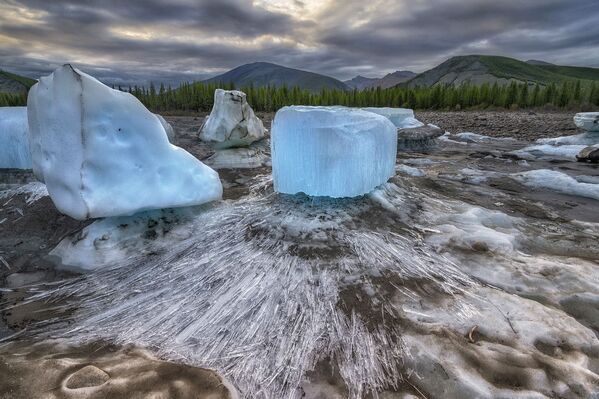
[511,169,599,200]
[574,112,599,132]
[200,89,266,148]
[536,131,599,146]
[27,65,222,220]
[361,107,424,129]
[0,107,32,169]
[271,106,397,197]
[510,144,587,161]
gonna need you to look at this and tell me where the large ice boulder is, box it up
[362,107,424,129]
[0,107,32,169]
[574,112,599,132]
[27,65,222,220]
[271,106,397,197]
[199,89,266,148]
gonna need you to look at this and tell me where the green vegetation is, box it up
[2,78,598,112]
[477,55,599,85]
[0,69,37,89]
[0,92,27,107]
[130,80,599,113]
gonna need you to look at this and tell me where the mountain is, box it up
[377,70,417,88]
[526,59,554,66]
[0,70,37,94]
[202,62,349,92]
[404,55,599,87]
[345,70,416,90]
[344,75,379,90]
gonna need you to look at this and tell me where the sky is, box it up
[1,0,598,87]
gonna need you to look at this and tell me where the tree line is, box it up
[3,80,599,112]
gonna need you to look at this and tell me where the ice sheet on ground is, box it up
[203,141,270,169]
[271,106,397,197]
[396,165,425,177]
[536,131,599,146]
[0,107,31,169]
[361,107,424,129]
[27,65,222,219]
[0,181,48,205]
[509,144,587,161]
[16,176,478,399]
[511,169,599,200]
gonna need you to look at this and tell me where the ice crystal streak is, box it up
[7,179,476,398]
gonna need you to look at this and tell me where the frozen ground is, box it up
[0,113,598,398]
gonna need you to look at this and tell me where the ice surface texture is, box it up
[27,65,222,220]
[200,89,266,148]
[574,112,599,132]
[361,107,423,129]
[271,106,397,197]
[13,177,476,398]
[0,107,31,169]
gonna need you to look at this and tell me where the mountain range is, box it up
[3,55,599,95]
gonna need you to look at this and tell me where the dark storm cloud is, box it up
[1,0,598,85]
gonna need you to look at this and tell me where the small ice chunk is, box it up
[271,106,397,197]
[200,89,266,148]
[574,112,599,132]
[27,65,222,220]
[537,132,599,146]
[0,107,32,169]
[396,164,425,177]
[510,144,587,161]
[511,169,599,200]
[361,107,424,128]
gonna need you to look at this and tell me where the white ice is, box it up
[536,131,599,146]
[271,106,397,197]
[574,112,599,132]
[0,107,32,169]
[27,65,222,220]
[511,169,599,200]
[155,114,175,142]
[200,89,266,148]
[361,107,424,128]
[510,144,587,161]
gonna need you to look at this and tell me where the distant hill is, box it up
[344,75,379,90]
[404,55,599,87]
[0,70,37,94]
[345,70,416,90]
[526,60,554,66]
[202,62,349,92]
[377,70,417,88]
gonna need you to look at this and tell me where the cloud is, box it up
[0,0,598,86]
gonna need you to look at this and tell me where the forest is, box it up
[3,80,599,112]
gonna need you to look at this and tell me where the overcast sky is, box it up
[1,0,598,87]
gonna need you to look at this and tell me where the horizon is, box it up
[1,0,599,87]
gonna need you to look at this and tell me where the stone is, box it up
[576,145,599,163]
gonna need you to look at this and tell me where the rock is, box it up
[199,89,266,148]
[155,114,175,142]
[362,107,423,128]
[0,107,31,169]
[397,124,444,150]
[65,365,110,389]
[271,106,397,197]
[576,145,599,163]
[27,65,222,220]
[574,112,599,132]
